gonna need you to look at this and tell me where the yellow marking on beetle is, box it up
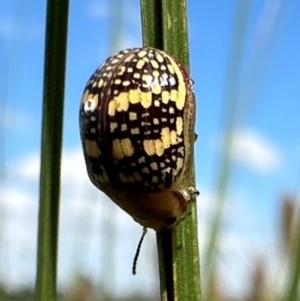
[121,124,127,131]
[154,139,164,156]
[176,117,183,135]
[143,139,156,156]
[141,91,152,108]
[176,158,184,172]
[150,60,159,69]
[121,173,134,183]
[178,146,184,156]
[122,80,131,87]
[108,99,116,116]
[112,138,134,159]
[127,67,133,72]
[117,66,126,75]
[98,79,104,87]
[119,173,135,183]
[154,100,160,107]
[94,171,110,184]
[111,59,119,64]
[170,130,177,145]
[167,64,175,74]
[133,73,141,79]
[136,59,145,69]
[129,112,137,120]
[151,162,158,170]
[138,50,147,58]
[129,89,140,104]
[85,140,100,157]
[102,170,110,183]
[155,52,164,63]
[152,82,161,95]
[110,122,118,133]
[138,156,146,163]
[112,139,123,159]
[176,86,186,110]
[153,118,159,125]
[170,89,178,101]
[161,127,171,149]
[142,167,150,174]
[93,173,104,185]
[162,90,170,104]
[119,173,127,183]
[121,138,134,156]
[131,127,140,135]
[124,53,135,62]
[133,172,142,181]
[167,56,186,110]
[85,94,99,107]
[81,90,89,103]
[169,106,175,114]
[152,70,160,77]
[114,78,121,85]
[115,92,129,112]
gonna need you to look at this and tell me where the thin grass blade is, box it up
[35,1,69,300]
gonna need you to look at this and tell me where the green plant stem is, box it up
[140,1,200,300]
[35,1,69,300]
[140,0,163,49]
[284,218,300,301]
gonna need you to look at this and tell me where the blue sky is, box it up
[0,0,299,298]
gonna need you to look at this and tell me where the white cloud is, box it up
[13,153,39,180]
[230,128,282,173]
[1,148,158,295]
[1,147,286,297]
[196,187,283,297]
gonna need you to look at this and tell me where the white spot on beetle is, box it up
[84,98,98,114]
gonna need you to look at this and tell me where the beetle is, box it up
[79,47,198,231]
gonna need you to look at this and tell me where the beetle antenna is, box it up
[132,227,148,275]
